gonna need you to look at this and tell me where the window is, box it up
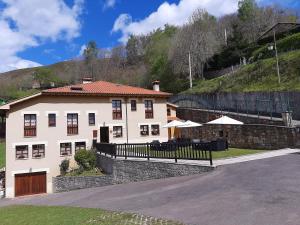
[75,142,86,152]
[60,143,72,156]
[113,126,123,138]
[32,144,45,158]
[24,114,36,137]
[88,113,95,126]
[112,100,122,120]
[151,125,160,136]
[48,114,56,127]
[140,125,149,136]
[67,113,78,135]
[16,145,28,159]
[145,100,153,119]
[167,108,171,116]
[131,100,137,111]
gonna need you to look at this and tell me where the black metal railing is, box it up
[95,142,217,165]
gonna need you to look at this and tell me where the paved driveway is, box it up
[1,153,300,225]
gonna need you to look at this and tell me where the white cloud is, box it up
[78,44,87,56]
[0,0,84,73]
[112,0,238,43]
[103,0,116,10]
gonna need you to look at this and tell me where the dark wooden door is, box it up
[15,172,46,197]
[100,127,109,143]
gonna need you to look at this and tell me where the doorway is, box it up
[100,127,109,143]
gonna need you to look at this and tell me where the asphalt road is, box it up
[1,154,300,225]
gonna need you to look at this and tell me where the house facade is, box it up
[0,80,171,198]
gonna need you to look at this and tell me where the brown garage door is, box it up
[15,172,46,197]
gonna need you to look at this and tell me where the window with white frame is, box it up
[32,144,45,158]
[75,142,86,152]
[151,125,160,136]
[88,113,95,126]
[140,125,149,136]
[113,126,123,138]
[60,143,72,156]
[16,145,28,159]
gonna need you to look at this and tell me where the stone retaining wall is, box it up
[53,155,214,193]
[180,124,300,150]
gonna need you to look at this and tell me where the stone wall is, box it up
[53,175,114,193]
[177,107,300,150]
[180,124,300,150]
[53,155,214,193]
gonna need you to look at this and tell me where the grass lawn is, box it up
[212,148,266,159]
[0,205,182,225]
[0,142,5,168]
[125,146,266,161]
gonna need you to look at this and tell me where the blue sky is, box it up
[0,0,299,73]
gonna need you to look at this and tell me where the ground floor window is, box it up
[140,125,149,136]
[32,144,45,158]
[75,142,86,152]
[16,145,28,159]
[60,143,72,156]
[113,126,123,138]
[151,125,160,136]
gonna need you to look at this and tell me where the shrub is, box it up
[59,159,69,175]
[74,149,96,170]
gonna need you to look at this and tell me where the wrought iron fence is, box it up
[95,142,219,166]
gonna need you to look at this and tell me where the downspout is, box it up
[125,97,129,144]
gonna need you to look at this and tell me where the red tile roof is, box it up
[43,81,171,98]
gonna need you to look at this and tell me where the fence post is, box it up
[147,143,150,161]
[114,144,117,159]
[125,143,127,160]
[209,150,213,166]
[174,144,178,163]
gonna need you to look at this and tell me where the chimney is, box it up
[152,80,160,92]
[82,77,93,84]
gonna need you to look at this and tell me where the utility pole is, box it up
[273,30,281,84]
[189,51,193,89]
[225,29,228,46]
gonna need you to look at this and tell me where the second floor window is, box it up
[145,100,153,119]
[131,100,137,111]
[112,100,122,120]
[48,114,56,127]
[32,144,45,158]
[88,113,95,126]
[67,113,78,135]
[24,114,36,137]
[16,145,28,159]
[167,108,171,116]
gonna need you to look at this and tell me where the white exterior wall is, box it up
[5,95,168,198]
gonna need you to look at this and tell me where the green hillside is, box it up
[186,50,300,94]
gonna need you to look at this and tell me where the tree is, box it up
[83,41,99,79]
[169,10,221,79]
[238,0,258,21]
[33,68,63,88]
[126,35,140,65]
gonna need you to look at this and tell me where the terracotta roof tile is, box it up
[43,81,171,97]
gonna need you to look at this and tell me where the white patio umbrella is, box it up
[207,116,244,125]
[163,120,185,128]
[177,120,202,128]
